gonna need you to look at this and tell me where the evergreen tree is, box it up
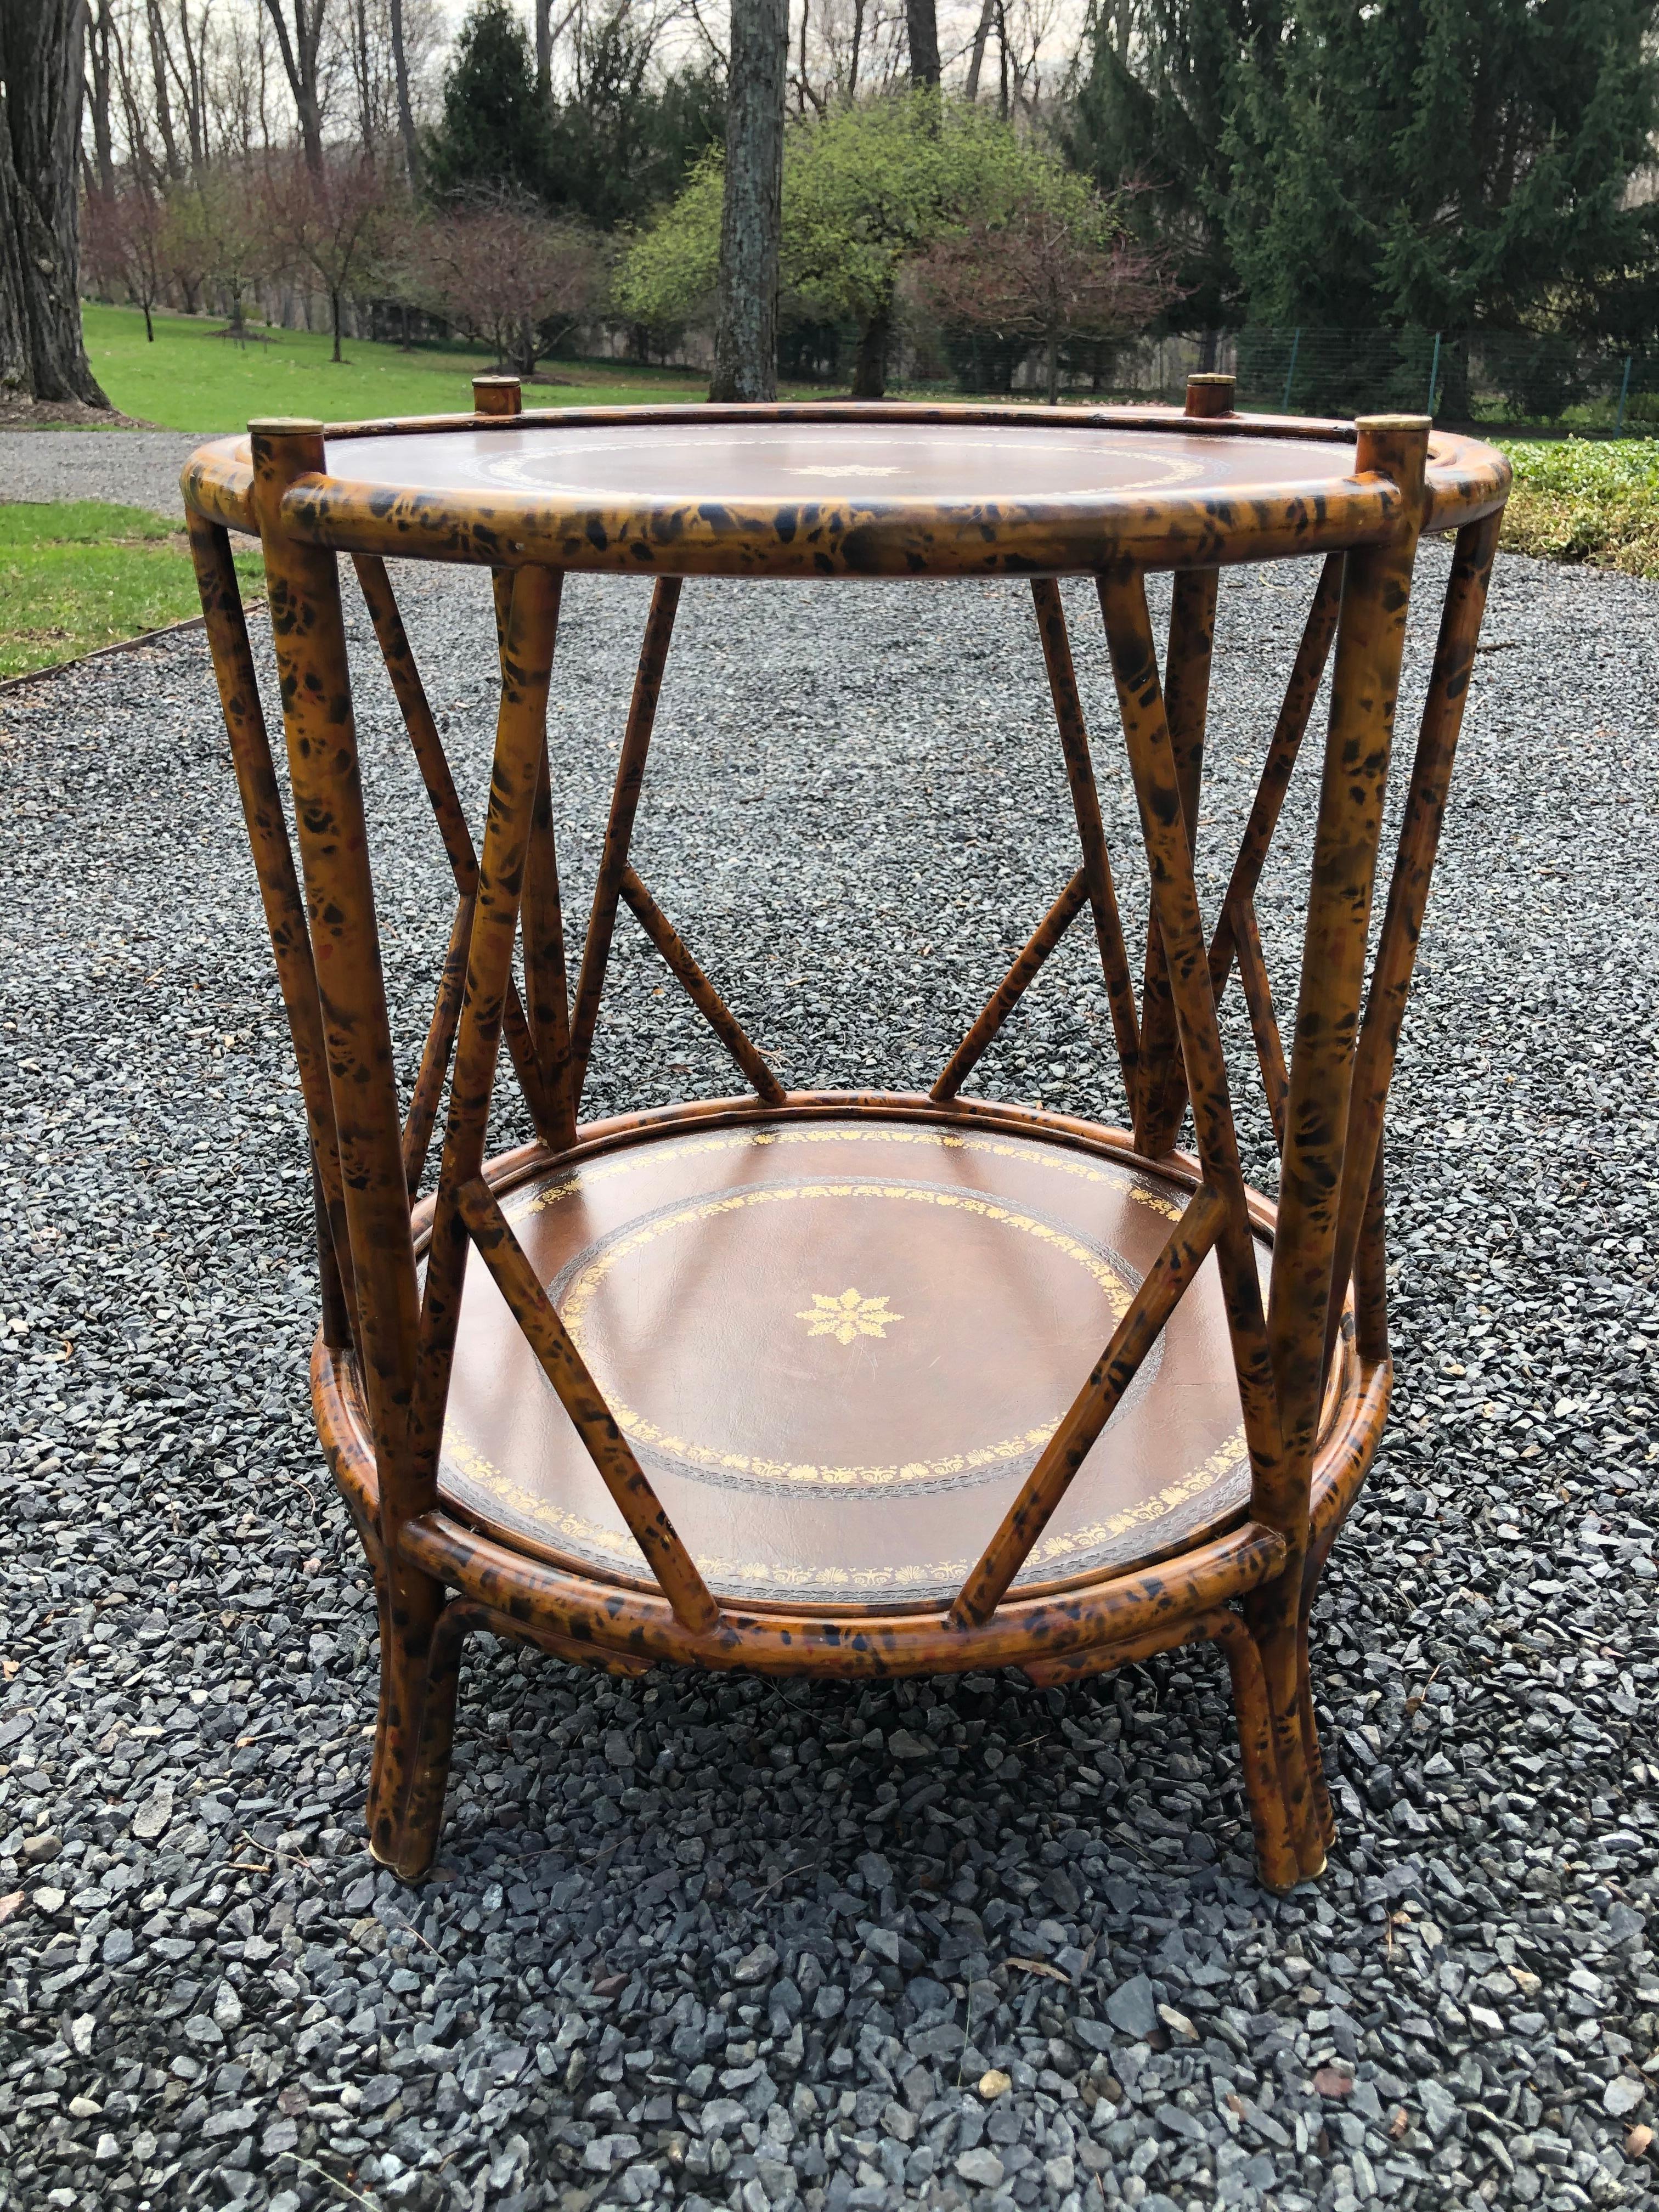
[1222,0,1659,336]
[1067,0,1283,332]
[425,0,550,203]
[544,9,723,230]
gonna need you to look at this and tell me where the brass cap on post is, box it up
[249,418,326,535]
[1184,374,1235,419]
[473,375,522,418]
[1352,414,1431,510]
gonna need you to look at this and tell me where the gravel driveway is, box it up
[0,429,210,514]
[2,542,1656,2212]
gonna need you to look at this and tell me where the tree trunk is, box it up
[851,302,891,399]
[847,0,866,96]
[330,285,342,362]
[390,0,420,187]
[84,0,115,193]
[964,0,994,99]
[143,0,183,177]
[535,0,553,103]
[905,0,939,88]
[710,0,785,405]
[263,0,326,176]
[1046,330,1059,404]
[0,0,109,407]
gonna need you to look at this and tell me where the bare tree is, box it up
[264,146,398,357]
[911,184,1173,402]
[83,177,167,338]
[210,3,281,161]
[1,0,108,407]
[426,196,602,374]
[170,0,215,172]
[711,0,785,403]
[262,0,328,173]
[193,159,272,331]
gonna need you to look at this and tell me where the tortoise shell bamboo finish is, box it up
[183,381,1509,1888]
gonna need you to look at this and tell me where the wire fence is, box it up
[1041,328,1659,432]
[1237,329,1655,431]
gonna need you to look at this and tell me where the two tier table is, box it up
[182,377,1510,1886]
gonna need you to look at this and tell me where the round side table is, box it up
[182,377,1510,1886]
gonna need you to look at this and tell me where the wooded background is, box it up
[3,0,1657,414]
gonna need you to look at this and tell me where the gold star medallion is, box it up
[795,1287,904,1347]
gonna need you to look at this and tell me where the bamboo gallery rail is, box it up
[181,380,1510,1888]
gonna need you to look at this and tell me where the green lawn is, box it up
[1494,435,1659,579]
[0,501,263,681]
[81,301,709,432]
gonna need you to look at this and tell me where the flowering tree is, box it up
[910,175,1177,403]
[615,95,1162,400]
[424,198,604,375]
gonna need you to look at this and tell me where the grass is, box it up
[1494,436,1659,579]
[79,301,709,432]
[0,501,263,681]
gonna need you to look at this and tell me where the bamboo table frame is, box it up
[182,377,1509,1887]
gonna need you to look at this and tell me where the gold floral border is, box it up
[440,1424,1251,1597]
[504,1122,1189,1227]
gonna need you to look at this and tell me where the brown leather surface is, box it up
[325,421,1345,509]
[435,1116,1266,1609]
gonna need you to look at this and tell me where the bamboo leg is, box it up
[252,419,430,1863]
[932,872,1088,1102]
[376,568,562,1872]
[1214,1615,1302,1892]
[188,510,359,1344]
[1094,572,1285,1508]
[1260,417,1429,1876]
[568,578,683,1111]
[1096,563,1308,1848]
[409,566,565,1497]
[374,1586,469,1882]
[1135,568,1217,1155]
[619,868,785,1104]
[1029,580,1141,1107]
[352,550,561,1146]
[1323,510,1502,1375]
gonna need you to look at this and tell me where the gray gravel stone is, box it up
[1105,1974,1159,2041]
[2,540,1657,2212]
